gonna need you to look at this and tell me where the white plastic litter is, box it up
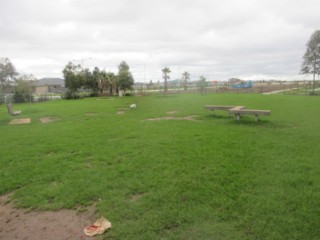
[130,104,136,109]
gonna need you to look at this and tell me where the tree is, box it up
[182,71,190,91]
[98,70,117,95]
[301,30,320,94]
[106,71,117,94]
[117,61,134,93]
[62,62,83,98]
[0,57,18,94]
[198,76,207,95]
[148,80,153,90]
[13,74,35,103]
[84,67,99,95]
[162,67,171,93]
[98,70,107,94]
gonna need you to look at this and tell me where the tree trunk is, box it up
[313,71,315,95]
[164,77,168,93]
[312,56,316,95]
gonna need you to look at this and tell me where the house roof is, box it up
[35,78,64,86]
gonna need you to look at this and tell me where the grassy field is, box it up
[1,93,320,239]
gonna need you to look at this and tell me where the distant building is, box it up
[34,78,65,94]
[207,80,219,86]
[228,78,244,85]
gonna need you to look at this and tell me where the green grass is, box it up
[1,93,320,239]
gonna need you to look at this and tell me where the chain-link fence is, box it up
[132,80,320,96]
[0,93,63,104]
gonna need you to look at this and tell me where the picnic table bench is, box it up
[6,103,21,116]
[228,108,271,122]
[205,105,241,110]
[205,105,245,115]
[205,105,271,122]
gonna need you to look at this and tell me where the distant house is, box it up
[209,80,219,84]
[228,78,243,85]
[34,78,65,94]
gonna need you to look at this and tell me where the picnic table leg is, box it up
[236,114,240,121]
[255,115,259,122]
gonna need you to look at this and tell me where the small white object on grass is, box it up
[130,104,136,109]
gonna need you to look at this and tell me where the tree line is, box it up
[0,58,135,102]
[63,60,134,99]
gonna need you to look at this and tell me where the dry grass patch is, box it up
[128,193,144,202]
[40,117,60,123]
[84,113,100,116]
[9,118,31,125]
[117,108,129,115]
[166,111,179,115]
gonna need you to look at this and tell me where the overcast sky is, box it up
[1,0,319,82]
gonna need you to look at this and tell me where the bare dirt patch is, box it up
[145,115,199,121]
[128,193,144,202]
[0,194,98,240]
[117,108,129,115]
[40,117,60,123]
[9,118,31,125]
[84,113,101,116]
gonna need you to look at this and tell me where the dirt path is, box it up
[0,194,98,240]
[262,88,297,94]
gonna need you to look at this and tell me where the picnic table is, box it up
[205,105,271,122]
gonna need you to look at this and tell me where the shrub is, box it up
[13,92,33,103]
[64,90,80,100]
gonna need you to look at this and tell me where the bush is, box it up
[89,92,99,97]
[37,95,49,102]
[64,91,80,100]
[0,93,4,104]
[13,92,33,103]
[13,79,34,103]
[309,91,320,96]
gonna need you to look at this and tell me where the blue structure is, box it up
[232,80,252,89]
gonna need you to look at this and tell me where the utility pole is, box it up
[72,58,92,69]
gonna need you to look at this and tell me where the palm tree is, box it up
[106,72,117,95]
[182,71,190,91]
[99,71,117,95]
[99,70,108,94]
[162,67,171,93]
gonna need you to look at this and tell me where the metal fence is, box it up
[132,81,320,96]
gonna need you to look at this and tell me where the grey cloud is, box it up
[1,0,319,80]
